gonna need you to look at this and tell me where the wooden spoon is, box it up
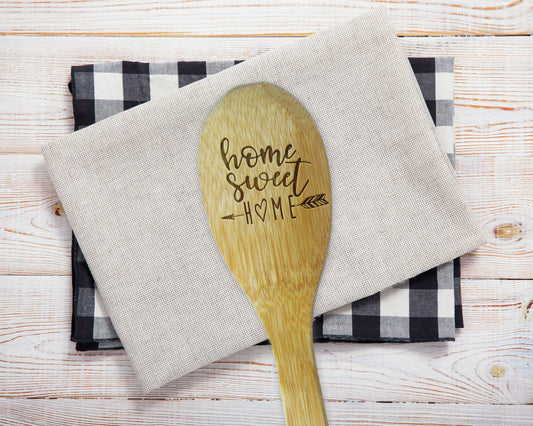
[199,82,331,425]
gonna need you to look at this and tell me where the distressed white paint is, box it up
[0,276,532,404]
[1,399,533,426]
[0,0,530,37]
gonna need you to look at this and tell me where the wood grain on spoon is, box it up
[199,82,331,425]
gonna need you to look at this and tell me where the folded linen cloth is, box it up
[68,56,463,350]
[42,9,485,392]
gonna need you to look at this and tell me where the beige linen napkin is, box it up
[42,9,486,393]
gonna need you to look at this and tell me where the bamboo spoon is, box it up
[199,82,331,425]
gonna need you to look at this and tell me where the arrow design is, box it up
[221,213,245,220]
[298,193,329,209]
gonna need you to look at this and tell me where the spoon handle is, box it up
[263,312,328,426]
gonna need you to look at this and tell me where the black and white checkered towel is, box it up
[68,57,461,351]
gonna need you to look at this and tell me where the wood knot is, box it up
[53,202,65,216]
[490,364,506,378]
[493,223,522,240]
[524,299,533,321]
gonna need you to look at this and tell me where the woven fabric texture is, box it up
[42,9,485,392]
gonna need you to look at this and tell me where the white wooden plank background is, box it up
[2,153,532,278]
[1,36,532,156]
[0,1,532,425]
[1,276,532,403]
[1,0,531,36]
[1,400,533,426]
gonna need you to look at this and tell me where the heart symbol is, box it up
[255,199,267,222]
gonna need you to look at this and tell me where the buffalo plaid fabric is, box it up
[69,57,461,351]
